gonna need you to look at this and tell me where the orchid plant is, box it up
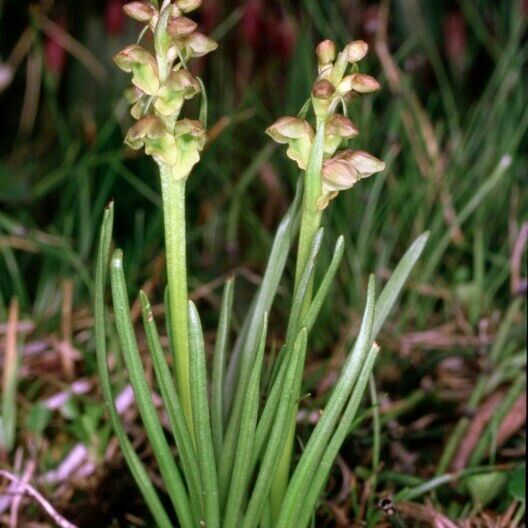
[95,1,428,527]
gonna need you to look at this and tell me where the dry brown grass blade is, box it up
[9,460,35,528]
[396,500,459,528]
[59,280,75,380]
[496,393,527,447]
[2,298,19,391]
[0,470,78,528]
[510,222,528,296]
[452,390,527,472]
[31,7,107,82]
[18,47,42,137]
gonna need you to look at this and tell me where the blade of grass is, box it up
[224,179,302,410]
[188,301,220,528]
[139,291,203,522]
[110,249,194,528]
[220,183,302,505]
[246,229,331,482]
[367,375,381,524]
[276,275,376,528]
[242,328,308,528]
[302,235,345,333]
[284,228,324,343]
[212,278,234,469]
[436,298,524,475]
[223,314,268,528]
[0,297,19,454]
[373,232,429,337]
[468,374,526,466]
[296,343,381,528]
[94,203,173,528]
[420,156,511,285]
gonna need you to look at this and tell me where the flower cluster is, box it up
[266,39,385,209]
[115,0,217,177]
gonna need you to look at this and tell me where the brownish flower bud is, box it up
[339,73,380,94]
[346,40,369,63]
[312,79,336,100]
[266,117,313,144]
[316,39,336,65]
[327,115,359,138]
[123,1,157,22]
[125,116,180,165]
[322,157,359,192]
[125,116,165,149]
[324,115,359,155]
[176,0,202,13]
[167,16,198,39]
[154,69,201,115]
[346,150,385,177]
[185,32,219,58]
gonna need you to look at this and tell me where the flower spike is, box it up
[268,39,384,208]
[115,0,217,174]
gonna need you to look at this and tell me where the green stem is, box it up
[159,164,194,438]
[271,123,325,520]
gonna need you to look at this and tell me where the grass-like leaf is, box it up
[188,301,220,528]
[303,235,345,333]
[212,278,234,469]
[220,183,301,506]
[110,248,194,528]
[94,203,173,528]
[0,297,19,454]
[223,314,268,528]
[296,343,381,528]
[139,291,203,522]
[242,328,308,528]
[276,274,377,528]
[373,231,429,337]
[284,228,324,344]
[247,229,327,479]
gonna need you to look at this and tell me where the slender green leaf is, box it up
[139,291,203,521]
[297,344,381,528]
[0,298,19,453]
[94,203,173,528]
[247,229,327,479]
[212,278,234,469]
[508,465,526,501]
[373,232,429,337]
[188,301,220,528]
[284,228,324,343]
[303,236,345,333]
[276,275,376,528]
[110,249,194,528]
[224,314,268,528]
[220,182,302,504]
[224,180,302,409]
[242,329,308,528]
